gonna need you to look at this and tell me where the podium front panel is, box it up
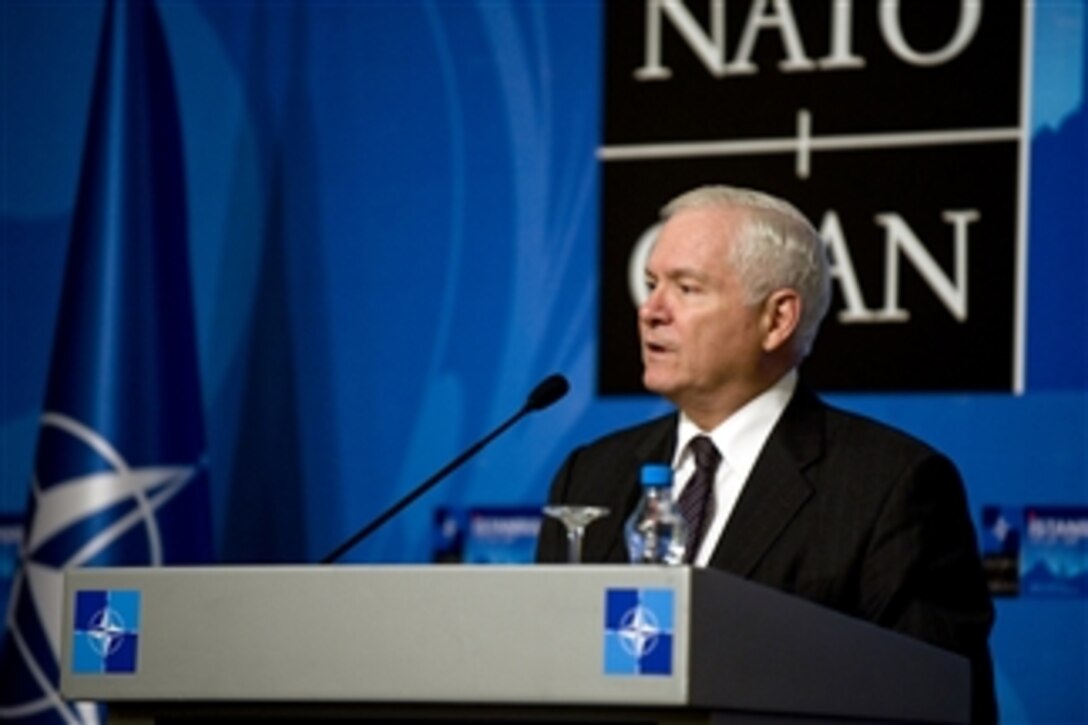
[60,565,969,722]
[62,565,695,705]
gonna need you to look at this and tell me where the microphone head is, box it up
[525,374,570,412]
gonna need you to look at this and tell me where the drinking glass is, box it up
[542,505,610,563]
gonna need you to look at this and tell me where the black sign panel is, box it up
[598,0,1026,394]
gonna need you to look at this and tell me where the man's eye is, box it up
[645,279,657,292]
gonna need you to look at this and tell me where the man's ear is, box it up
[761,288,801,353]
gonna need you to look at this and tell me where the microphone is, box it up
[319,374,570,564]
[524,373,569,411]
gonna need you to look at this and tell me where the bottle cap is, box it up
[640,463,672,486]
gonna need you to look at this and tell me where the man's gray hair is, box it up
[662,185,831,358]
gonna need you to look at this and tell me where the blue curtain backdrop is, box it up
[0,0,213,721]
[1,1,1086,723]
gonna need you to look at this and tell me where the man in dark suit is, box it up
[537,185,997,723]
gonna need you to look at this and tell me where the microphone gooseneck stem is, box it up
[319,405,531,565]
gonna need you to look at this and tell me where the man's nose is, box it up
[639,287,669,325]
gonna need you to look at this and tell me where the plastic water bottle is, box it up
[625,463,687,565]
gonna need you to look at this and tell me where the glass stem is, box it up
[567,526,585,564]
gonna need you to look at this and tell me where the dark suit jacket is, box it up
[537,385,997,724]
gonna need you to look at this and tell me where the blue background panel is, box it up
[1,1,1086,722]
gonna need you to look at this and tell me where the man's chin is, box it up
[642,373,674,397]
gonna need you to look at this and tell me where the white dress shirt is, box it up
[671,370,798,566]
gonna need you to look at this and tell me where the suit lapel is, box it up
[708,386,824,576]
[595,415,677,562]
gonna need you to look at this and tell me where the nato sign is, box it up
[598,1,1028,393]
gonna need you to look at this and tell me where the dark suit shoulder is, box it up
[771,388,962,513]
[822,401,942,455]
[794,387,947,465]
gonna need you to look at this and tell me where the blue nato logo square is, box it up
[603,588,675,676]
[72,589,141,674]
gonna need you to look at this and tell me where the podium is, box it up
[60,565,969,723]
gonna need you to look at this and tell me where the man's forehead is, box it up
[650,207,742,263]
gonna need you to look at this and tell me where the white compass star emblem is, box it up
[618,605,660,658]
[87,607,126,657]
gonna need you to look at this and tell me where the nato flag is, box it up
[0,0,213,721]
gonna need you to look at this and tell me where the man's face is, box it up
[638,205,767,413]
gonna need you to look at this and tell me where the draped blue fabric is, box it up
[0,1,213,721]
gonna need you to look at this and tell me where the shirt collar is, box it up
[673,369,798,475]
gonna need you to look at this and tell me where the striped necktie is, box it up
[677,435,722,564]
